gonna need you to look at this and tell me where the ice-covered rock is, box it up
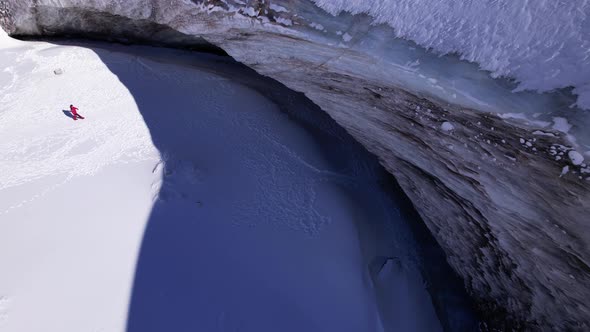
[2,0,589,330]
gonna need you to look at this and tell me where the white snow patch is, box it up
[533,130,556,137]
[275,17,293,26]
[498,113,551,127]
[269,4,289,13]
[552,117,572,133]
[342,33,353,42]
[309,22,325,31]
[241,6,258,17]
[0,26,22,49]
[560,165,570,177]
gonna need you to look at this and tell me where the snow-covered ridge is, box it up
[311,0,590,110]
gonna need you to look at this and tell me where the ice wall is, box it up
[312,0,590,110]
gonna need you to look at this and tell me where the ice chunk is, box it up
[560,166,570,177]
[440,122,455,132]
[568,151,584,166]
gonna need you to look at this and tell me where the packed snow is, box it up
[0,29,474,332]
[311,0,590,110]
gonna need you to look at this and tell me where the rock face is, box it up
[2,1,589,330]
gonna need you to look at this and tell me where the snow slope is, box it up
[0,29,465,331]
[0,29,165,332]
[311,0,590,109]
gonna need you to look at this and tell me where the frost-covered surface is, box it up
[0,29,478,332]
[311,0,590,110]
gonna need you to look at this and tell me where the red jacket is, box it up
[70,106,78,113]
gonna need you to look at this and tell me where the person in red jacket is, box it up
[70,104,85,120]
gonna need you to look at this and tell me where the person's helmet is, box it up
[70,104,73,107]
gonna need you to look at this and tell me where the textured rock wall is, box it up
[2,1,589,330]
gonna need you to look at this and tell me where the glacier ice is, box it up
[311,0,590,110]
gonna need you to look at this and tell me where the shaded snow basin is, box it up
[0,36,476,331]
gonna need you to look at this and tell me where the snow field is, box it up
[0,31,444,332]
